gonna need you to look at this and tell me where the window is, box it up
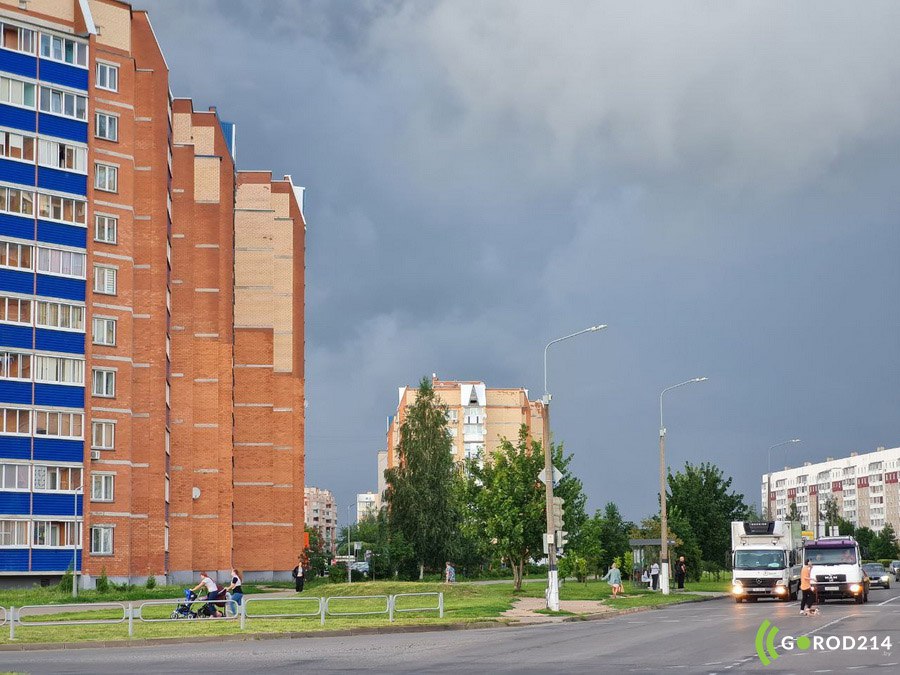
[34,355,84,385]
[0,240,32,271]
[95,112,118,141]
[91,420,115,450]
[92,317,116,346]
[94,214,117,244]
[0,186,35,217]
[37,193,87,226]
[36,247,86,278]
[39,33,87,67]
[92,368,115,397]
[91,473,114,502]
[0,520,28,546]
[37,139,87,173]
[0,296,31,324]
[33,520,79,547]
[94,163,118,192]
[0,407,30,435]
[34,410,83,439]
[0,75,36,107]
[33,465,81,491]
[0,463,29,489]
[90,525,113,555]
[39,86,87,120]
[0,351,30,380]
[0,129,35,161]
[1,23,36,54]
[93,265,117,295]
[95,62,118,91]
[35,300,85,331]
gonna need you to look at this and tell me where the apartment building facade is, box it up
[304,487,336,554]
[0,0,305,587]
[385,374,547,469]
[763,446,900,535]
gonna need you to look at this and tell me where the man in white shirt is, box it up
[650,562,660,591]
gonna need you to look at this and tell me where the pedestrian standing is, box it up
[675,556,687,590]
[292,557,305,593]
[227,568,243,617]
[799,559,818,615]
[641,567,651,589]
[601,562,624,599]
[445,561,456,583]
[650,561,660,591]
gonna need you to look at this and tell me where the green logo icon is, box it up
[756,619,780,665]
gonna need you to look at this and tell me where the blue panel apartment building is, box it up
[0,18,88,579]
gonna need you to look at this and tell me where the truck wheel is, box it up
[789,587,798,601]
[734,597,742,603]
[855,593,864,604]
[747,596,758,602]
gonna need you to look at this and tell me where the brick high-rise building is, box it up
[385,375,547,468]
[0,0,305,587]
[304,487,336,554]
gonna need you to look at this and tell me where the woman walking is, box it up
[601,562,624,599]
[227,568,243,617]
[799,559,818,616]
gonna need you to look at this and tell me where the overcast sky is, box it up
[139,0,900,523]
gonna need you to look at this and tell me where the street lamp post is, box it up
[347,504,353,584]
[659,377,707,596]
[766,439,801,520]
[73,482,83,598]
[542,324,607,611]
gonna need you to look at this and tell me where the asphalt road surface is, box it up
[2,585,899,674]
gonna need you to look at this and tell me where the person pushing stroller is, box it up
[190,571,227,617]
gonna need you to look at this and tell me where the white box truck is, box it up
[730,521,802,603]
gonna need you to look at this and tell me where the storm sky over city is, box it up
[140,0,900,522]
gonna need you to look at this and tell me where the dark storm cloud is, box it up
[138,0,900,520]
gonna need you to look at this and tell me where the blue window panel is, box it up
[0,157,35,186]
[31,548,80,572]
[0,50,38,79]
[37,114,87,144]
[0,490,30,514]
[0,434,30,459]
[33,436,83,463]
[0,268,34,295]
[37,167,86,196]
[37,220,86,248]
[0,103,37,133]
[220,120,236,160]
[34,384,84,410]
[0,548,28,571]
[37,60,88,91]
[35,328,83,355]
[0,212,34,240]
[33,492,82,517]
[0,379,32,405]
[36,274,84,301]
[0,323,32,349]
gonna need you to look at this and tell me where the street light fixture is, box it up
[542,323,607,611]
[658,377,707,596]
[766,439,801,520]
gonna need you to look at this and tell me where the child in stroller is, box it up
[171,589,199,619]
[170,587,227,619]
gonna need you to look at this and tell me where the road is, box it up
[2,585,899,674]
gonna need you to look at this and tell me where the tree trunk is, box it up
[513,557,523,591]
[419,562,424,580]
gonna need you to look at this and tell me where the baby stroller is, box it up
[197,586,227,618]
[171,589,199,619]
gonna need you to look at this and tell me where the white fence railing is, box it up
[3,592,443,640]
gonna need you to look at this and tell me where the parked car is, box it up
[862,563,891,589]
[889,560,900,581]
[350,561,370,574]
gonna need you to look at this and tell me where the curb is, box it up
[0,595,726,652]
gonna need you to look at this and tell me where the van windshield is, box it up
[734,550,786,570]
[805,547,858,566]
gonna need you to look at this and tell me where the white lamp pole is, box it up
[659,377,707,595]
[542,324,607,611]
[766,439,801,519]
[73,482,83,598]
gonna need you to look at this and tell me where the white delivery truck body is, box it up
[730,521,802,603]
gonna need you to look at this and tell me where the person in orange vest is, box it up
[799,558,818,616]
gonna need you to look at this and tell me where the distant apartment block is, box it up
[356,491,378,523]
[385,374,546,469]
[304,487,336,553]
[0,0,306,587]
[763,446,900,534]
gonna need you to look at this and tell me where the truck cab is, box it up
[731,521,802,603]
[803,536,869,604]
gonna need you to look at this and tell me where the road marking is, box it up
[847,666,866,670]
[877,595,900,606]
[800,614,852,637]
[702,662,722,666]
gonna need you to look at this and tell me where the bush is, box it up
[326,564,366,583]
[145,575,157,589]
[58,567,73,592]
[559,555,588,583]
[878,559,894,568]
[96,568,110,593]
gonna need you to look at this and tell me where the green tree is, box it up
[854,526,876,558]
[597,502,630,573]
[836,517,855,536]
[869,524,900,560]
[573,512,606,578]
[467,427,545,590]
[666,462,750,568]
[384,377,463,578]
[304,526,329,577]
[787,501,803,528]
[821,497,840,531]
